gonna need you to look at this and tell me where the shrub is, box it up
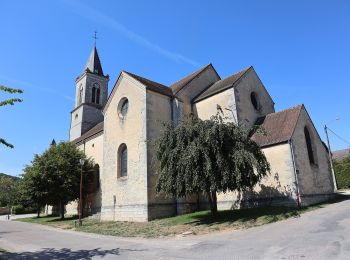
[11,205,25,215]
[334,158,350,189]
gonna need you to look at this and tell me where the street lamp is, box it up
[79,158,85,226]
[324,118,340,192]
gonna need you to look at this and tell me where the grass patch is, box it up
[16,197,346,238]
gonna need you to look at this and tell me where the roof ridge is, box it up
[72,121,104,144]
[170,64,213,94]
[123,71,173,97]
[266,104,304,116]
[192,66,252,103]
[123,71,168,88]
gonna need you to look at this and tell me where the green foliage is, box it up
[11,205,25,214]
[0,85,23,148]
[155,111,270,216]
[0,176,17,207]
[334,157,350,189]
[20,141,94,218]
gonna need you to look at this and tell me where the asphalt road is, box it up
[1,195,350,260]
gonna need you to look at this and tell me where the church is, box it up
[66,45,336,222]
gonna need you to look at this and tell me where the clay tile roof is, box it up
[170,64,212,94]
[251,105,304,147]
[124,71,173,97]
[72,121,104,144]
[193,66,251,103]
[332,149,350,161]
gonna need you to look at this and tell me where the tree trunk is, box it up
[37,204,40,218]
[59,201,65,219]
[207,191,218,217]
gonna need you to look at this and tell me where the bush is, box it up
[11,205,36,215]
[334,158,350,189]
[11,205,25,214]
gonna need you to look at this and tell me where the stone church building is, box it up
[66,46,335,222]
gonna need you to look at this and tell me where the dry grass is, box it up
[16,202,332,238]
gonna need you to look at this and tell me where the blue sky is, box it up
[1,0,349,176]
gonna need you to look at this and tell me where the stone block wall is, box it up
[216,143,298,209]
[291,108,335,206]
[101,73,148,222]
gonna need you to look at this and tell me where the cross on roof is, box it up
[93,31,98,45]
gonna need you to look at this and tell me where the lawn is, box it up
[16,202,330,238]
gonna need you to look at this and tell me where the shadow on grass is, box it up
[46,215,78,223]
[182,193,350,227]
[183,207,299,226]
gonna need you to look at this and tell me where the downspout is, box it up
[289,140,301,207]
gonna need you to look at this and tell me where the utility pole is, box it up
[324,125,337,191]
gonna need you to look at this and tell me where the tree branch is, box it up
[0,138,14,148]
[0,85,23,94]
[0,98,23,107]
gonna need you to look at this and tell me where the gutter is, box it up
[289,140,301,207]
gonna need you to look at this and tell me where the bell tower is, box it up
[69,45,109,141]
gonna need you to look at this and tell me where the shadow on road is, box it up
[0,247,125,259]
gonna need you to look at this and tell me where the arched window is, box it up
[91,86,96,103]
[304,127,315,165]
[96,88,100,105]
[118,144,128,177]
[118,98,129,119]
[250,92,261,111]
[91,83,100,104]
[78,85,83,104]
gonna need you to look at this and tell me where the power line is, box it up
[327,127,350,146]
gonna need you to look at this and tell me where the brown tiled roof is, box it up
[332,149,350,161]
[124,71,173,97]
[72,122,104,144]
[251,105,303,147]
[193,67,251,103]
[170,64,213,94]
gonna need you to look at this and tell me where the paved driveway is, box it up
[1,194,350,259]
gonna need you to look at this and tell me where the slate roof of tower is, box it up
[193,66,251,103]
[72,122,104,144]
[82,46,104,76]
[251,105,304,147]
[124,71,173,97]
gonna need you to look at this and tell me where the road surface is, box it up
[1,194,349,259]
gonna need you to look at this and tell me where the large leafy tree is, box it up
[0,176,17,207]
[0,85,23,148]
[20,158,49,217]
[21,142,94,219]
[156,111,270,216]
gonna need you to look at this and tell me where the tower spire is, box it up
[82,44,104,76]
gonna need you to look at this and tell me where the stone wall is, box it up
[70,71,108,141]
[175,65,220,115]
[145,90,177,219]
[234,68,275,129]
[101,73,148,222]
[216,143,298,209]
[66,133,104,216]
[291,108,335,206]
[193,87,237,122]
[75,72,109,107]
